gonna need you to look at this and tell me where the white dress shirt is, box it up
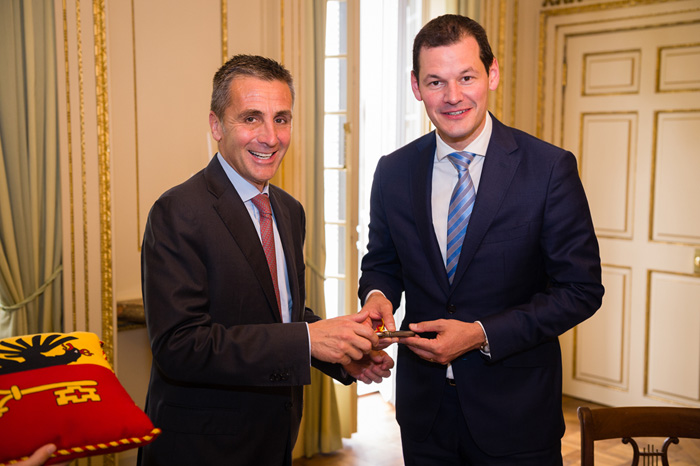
[432,114,493,377]
[431,113,491,264]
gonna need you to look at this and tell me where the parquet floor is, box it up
[293,392,700,466]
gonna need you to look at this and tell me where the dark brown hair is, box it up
[412,14,495,77]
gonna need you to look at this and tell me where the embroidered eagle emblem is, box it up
[0,334,93,375]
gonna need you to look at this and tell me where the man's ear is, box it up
[488,58,500,91]
[410,71,423,102]
[209,111,223,142]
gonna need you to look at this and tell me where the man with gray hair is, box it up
[139,54,393,466]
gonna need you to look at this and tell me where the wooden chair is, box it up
[578,406,700,465]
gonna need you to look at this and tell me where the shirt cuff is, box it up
[305,322,311,366]
[475,320,491,357]
[364,289,386,305]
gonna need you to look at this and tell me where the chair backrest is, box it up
[578,406,700,466]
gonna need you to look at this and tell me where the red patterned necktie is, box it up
[251,193,282,317]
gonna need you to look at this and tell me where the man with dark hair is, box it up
[139,54,393,466]
[360,14,603,465]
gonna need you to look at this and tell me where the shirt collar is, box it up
[216,152,269,202]
[435,112,492,161]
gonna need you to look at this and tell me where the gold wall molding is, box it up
[130,0,142,252]
[92,0,114,367]
[272,0,302,201]
[222,0,228,63]
[481,0,518,126]
[58,0,116,463]
[76,0,90,332]
[58,0,114,362]
[60,0,77,331]
[496,0,506,120]
[511,0,519,124]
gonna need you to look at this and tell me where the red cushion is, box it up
[0,332,160,465]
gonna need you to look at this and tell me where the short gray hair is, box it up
[210,54,295,120]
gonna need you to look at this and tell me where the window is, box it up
[356,0,424,399]
[323,0,354,319]
[322,0,425,343]
[359,0,424,252]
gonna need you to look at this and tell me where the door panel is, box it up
[556,5,700,407]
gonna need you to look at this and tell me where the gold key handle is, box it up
[0,380,100,418]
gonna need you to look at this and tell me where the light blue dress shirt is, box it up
[216,153,292,323]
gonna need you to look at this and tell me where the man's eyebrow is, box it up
[240,109,264,119]
[423,67,477,81]
[238,109,292,120]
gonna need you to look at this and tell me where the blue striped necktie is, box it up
[446,151,476,284]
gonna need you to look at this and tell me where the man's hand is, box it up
[309,310,379,365]
[16,444,70,466]
[361,292,395,331]
[400,319,486,365]
[343,350,395,384]
[359,292,397,349]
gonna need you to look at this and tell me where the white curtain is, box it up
[0,0,62,338]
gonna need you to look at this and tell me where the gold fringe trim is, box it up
[2,428,162,466]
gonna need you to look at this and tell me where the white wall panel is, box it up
[132,0,221,235]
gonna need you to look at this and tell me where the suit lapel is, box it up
[451,117,521,289]
[410,132,451,296]
[204,158,282,321]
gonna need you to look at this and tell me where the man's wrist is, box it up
[364,289,385,302]
[475,320,490,354]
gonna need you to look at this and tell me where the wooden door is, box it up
[548,2,700,407]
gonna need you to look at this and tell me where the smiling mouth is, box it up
[445,109,468,116]
[250,150,275,160]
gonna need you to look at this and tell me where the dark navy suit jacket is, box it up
[139,156,350,466]
[359,115,604,456]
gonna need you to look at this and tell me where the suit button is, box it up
[285,401,293,410]
[447,304,456,314]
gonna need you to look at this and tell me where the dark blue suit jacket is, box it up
[359,115,604,456]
